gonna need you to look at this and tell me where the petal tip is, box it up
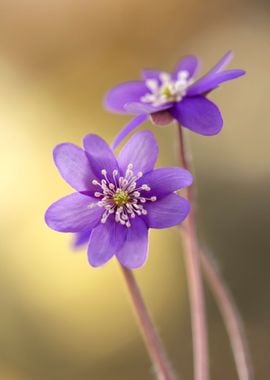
[44,205,58,231]
[52,142,69,164]
[83,133,109,153]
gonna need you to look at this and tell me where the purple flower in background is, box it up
[45,131,192,269]
[104,51,245,147]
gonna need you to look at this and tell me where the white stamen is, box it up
[146,79,159,92]
[92,163,157,228]
[140,70,194,107]
[160,72,171,82]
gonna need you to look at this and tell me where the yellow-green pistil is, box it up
[113,189,130,206]
[161,84,173,98]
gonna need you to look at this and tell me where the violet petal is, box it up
[104,81,148,114]
[45,193,102,232]
[124,101,171,115]
[208,51,234,73]
[141,69,162,81]
[53,143,95,193]
[117,130,158,175]
[83,134,119,180]
[187,69,245,96]
[137,167,193,197]
[171,96,223,136]
[88,219,127,267]
[72,230,91,248]
[112,114,148,150]
[172,55,200,79]
[144,193,190,228]
[116,218,149,269]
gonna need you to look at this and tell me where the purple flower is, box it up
[45,131,192,269]
[104,51,245,148]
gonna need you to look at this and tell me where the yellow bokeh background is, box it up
[0,0,269,379]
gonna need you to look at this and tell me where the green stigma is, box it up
[161,85,173,98]
[113,189,129,206]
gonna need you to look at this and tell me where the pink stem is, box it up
[177,124,253,380]
[177,125,209,380]
[120,265,176,380]
[200,250,254,380]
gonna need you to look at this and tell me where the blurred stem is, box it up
[200,249,254,380]
[177,126,209,380]
[177,124,253,380]
[120,265,176,380]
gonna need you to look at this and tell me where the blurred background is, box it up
[0,0,269,379]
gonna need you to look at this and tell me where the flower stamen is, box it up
[92,164,157,227]
[141,70,194,107]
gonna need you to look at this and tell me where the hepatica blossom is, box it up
[104,51,245,146]
[45,131,192,269]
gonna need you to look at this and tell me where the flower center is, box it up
[140,71,194,107]
[91,164,157,228]
[160,84,173,98]
[113,189,129,206]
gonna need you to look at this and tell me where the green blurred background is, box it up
[0,0,269,379]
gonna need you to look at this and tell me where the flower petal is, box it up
[144,193,190,228]
[117,130,158,175]
[171,96,223,136]
[87,219,127,267]
[141,69,162,80]
[45,193,102,232]
[137,167,193,197]
[83,134,119,180]
[208,51,234,73]
[72,230,91,248]
[104,81,149,114]
[188,52,233,92]
[172,55,200,79]
[124,101,172,114]
[112,114,148,150]
[53,143,95,192]
[187,69,245,96]
[116,218,149,269]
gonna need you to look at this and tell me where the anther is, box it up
[141,184,150,191]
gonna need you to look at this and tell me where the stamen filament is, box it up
[92,164,157,227]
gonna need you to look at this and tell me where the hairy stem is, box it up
[178,126,209,380]
[120,265,176,380]
[200,249,254,380]
[177,124,253,380]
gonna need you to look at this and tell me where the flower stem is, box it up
[181,223,209,380]
[200,249,254,380]
[177,132,209,380]
[177,124,253,380]
[120,265,176,380]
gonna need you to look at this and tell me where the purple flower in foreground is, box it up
[45,131,192,269]
[104,51,245,147]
